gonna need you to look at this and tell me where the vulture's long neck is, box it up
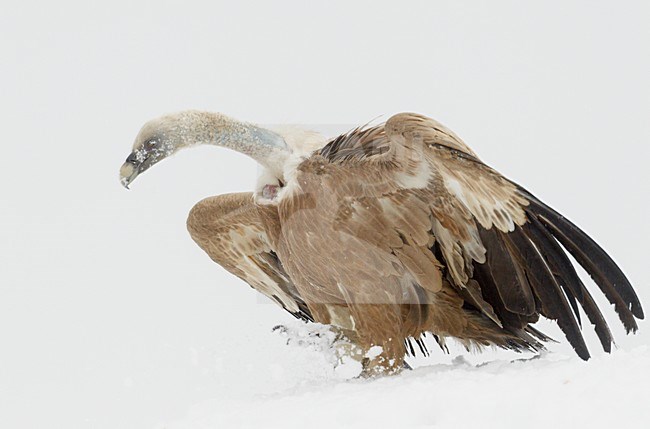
[176,111,290,178]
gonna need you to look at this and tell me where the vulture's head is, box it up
[119,110,287,189]
[119,114,185,189]
[119,111,326,198]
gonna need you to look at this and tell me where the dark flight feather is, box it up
[521,190,643,332]
[505,227,590,360]
[522,216,613,352]
[472,260,530,333]
[477,228,536,316]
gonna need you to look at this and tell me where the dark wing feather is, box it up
[477,227,536,316]
[458,279,503,328]
[522,190,643,331]
[522,215,613,352]
[505,226,590,359]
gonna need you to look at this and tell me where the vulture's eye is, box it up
[144,140,157,151]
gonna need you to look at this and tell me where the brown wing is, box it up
[186,192,312,322]
[319,112,643,359]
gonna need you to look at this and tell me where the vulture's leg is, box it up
[186,192,312,321]
[349,303,407,376]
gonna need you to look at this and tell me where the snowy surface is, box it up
[165,324,650,429]
[1,1,649,428]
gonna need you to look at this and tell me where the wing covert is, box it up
[186,192,313,322]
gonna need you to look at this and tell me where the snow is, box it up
[163,321,650,429]
[365,345,384,360]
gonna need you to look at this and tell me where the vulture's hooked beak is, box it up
[119,152,142,189]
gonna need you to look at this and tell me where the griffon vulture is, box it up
[120,111,643,376]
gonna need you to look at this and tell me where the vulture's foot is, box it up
[272,322,354,357]
[272,323,339,350]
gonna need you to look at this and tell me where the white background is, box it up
[1,1,648,428]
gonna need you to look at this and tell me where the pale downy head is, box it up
[119,111,292,189]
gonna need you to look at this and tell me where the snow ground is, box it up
[162,322,650,429]
[166,327,650,429]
